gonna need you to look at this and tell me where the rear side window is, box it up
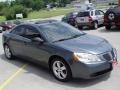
[77,12,90,17]
[95,10,101,15]
[11,26,25,36]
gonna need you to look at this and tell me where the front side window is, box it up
[24,26,40,39]
[95,10,101,15]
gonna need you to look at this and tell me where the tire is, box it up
[75,22,82,29]
[93,22,98,29]
[4,44,14,59]
[78,26,83,30]
[105,25,111,30]
[50,58,72,82]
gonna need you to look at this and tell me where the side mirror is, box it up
[32,37,44,43]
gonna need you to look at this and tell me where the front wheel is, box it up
[51,58,72,82]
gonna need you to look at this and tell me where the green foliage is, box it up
[32,0,45,10]
[3,5,28,20]
[0,0,74,21]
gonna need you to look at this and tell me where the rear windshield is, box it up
[77,12,90,17]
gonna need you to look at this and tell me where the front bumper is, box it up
[70,61,113,79]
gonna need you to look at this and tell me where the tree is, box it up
[33,0,45,10]
[14,0,34,8]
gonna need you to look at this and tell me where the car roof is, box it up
[17,19,58,27]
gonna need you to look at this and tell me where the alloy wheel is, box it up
[52,61,67,80]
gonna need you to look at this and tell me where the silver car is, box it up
[75,10,104,29]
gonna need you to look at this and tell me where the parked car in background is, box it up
[0,21,16,31]
[3,20,117,82]
[75,9,104,29]
[14,20,27,25]
[0,26,2,33]
[62,12,78,26]
[104,6,120,30]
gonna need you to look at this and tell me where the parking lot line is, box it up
[0,64,28,90]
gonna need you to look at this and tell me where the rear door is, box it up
[76,11,90,23]
[9,25,27,56]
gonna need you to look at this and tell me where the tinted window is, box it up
[95,10,101,15]
[78,12,90,17]
[24,26,40,39]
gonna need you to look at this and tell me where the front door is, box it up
[21,26,50,65]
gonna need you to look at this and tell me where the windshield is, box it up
[39,22,85,42]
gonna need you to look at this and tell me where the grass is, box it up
[27,7,73,20]
[0,16,6,22]
[0,7,73,22]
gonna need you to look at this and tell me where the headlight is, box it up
[73,53,104,64]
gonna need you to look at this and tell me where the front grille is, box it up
[91,64,113,77]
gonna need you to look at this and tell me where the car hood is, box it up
[54,34,112,54]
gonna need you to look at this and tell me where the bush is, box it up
[13,5,28,18]
[3,5,28,20]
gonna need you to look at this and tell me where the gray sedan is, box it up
[2,20,117,82]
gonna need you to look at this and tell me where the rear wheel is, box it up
[50,58,72,82]
[4,44,14,59]
[93,22,98,29]
[105,25,111,30]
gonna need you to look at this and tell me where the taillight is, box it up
[89,16,93,22]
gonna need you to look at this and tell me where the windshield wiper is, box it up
[71,33,86,39]
[53,38,71,42]
[53,33,86,43]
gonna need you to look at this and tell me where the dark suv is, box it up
[104,7,120,30]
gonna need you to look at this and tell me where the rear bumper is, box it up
[70,61,113,79]
[104,21,120,26]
